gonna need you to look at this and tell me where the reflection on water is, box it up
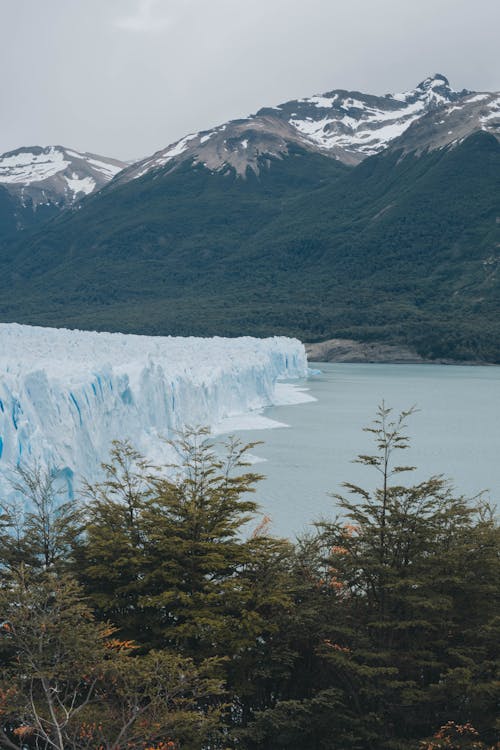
[222,363,500,539]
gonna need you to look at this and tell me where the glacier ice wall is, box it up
[0,324,308,498]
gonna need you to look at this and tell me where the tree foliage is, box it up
[242,406,500,749]
[0,464,83,572]
[0,568,222,750]
[0,418,497,749]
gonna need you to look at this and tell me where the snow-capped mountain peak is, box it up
[0,146,72,185]
[118,74,476,182]
[408,73,453,96]
[270,74,466,159]
[389,88,500,154]
[0,145,126,211]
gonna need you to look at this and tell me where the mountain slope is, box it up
[116,74,470,180]
[0,145,126,238]
[1,130,499,360]
[242,130,500,359]
[0,146,349,314]
[0,76,499,361]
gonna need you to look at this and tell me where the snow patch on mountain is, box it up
[0,147,70,184]
[118,74,475,181]
[283,74,464,157]
[0,147,123,187]
[389,89,500,155]
[74,154,124,179]
[154,134,198,166]
[65,174,96,197]
[480,95,500,124]
[131,133,199,179]
[0,324,309,500]
[0,146,127,223]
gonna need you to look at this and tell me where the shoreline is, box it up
[304,338,495,366]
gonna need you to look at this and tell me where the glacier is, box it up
[0,324,309,500]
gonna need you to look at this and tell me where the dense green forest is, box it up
[0,407,498,749]
[1,132,499,361]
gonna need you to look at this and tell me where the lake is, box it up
[222,362,500,539]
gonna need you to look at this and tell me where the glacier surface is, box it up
[0,324,309,500]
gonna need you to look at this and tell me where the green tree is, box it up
[138,427,263,656]
[74,430,301,742]
[0,567,222,750]
[0,464,83,573]
[73,441,152,642]
[0,567,110,750]
[315,404,500,749]
[240,531,373,750]
[243,405,499,750]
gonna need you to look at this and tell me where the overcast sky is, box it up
[1,0,499,161]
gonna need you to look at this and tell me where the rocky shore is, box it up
[304,338,476,364]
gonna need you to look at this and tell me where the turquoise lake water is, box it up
[224,362,500,539]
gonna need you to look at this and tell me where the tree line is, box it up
[0,406,498,749]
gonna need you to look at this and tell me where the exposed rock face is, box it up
[117,74,483,181]
[0,145,126,232]
[391,91,500,154]
[257,74,470,159]
[305,338,495,365]
[305,339,427,364]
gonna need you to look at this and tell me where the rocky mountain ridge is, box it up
[116,74,500,181]
[0,145,126,235]
[391,90,500,154]
[2,75,498,214]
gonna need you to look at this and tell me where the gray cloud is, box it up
[114,0,172,32]
[1,0,499,160]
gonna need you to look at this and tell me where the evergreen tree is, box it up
[73,440,152,643]
[0,464,83,573]
[242,405,499,750]
[138,427,264,656]
[74,430,303,742]
[0,567,111,750]
[24,415,496,750]
[315,404,500,748]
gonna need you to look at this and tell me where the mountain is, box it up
[391,89,500,153]
[0,75,499,362]
[0,145,126,238]
[117,74,470,180]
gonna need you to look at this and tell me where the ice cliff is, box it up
[0,324,308,499]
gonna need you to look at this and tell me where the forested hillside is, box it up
[0,132,498,361]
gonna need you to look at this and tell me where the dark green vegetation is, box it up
[1,131,499,361]
[1,133,499,360]
[1,133,500,359]
[0,186,61,242]
[0,408,498,749]
[0,188,20,239]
